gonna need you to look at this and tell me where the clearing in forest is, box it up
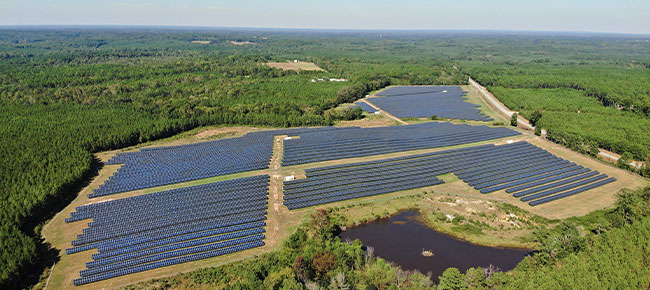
[265,61,326,71]
[230,41,255,45]
[43,119,647,289]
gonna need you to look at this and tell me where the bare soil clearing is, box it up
[358,99,408,125]
[190,40,211,44]
[336,111,396,127]
[265,61,325,71]
[229,41,255,45]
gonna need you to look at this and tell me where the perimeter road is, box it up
[359,99,408,125]
[468,77,643,168]
[468,77,534,131]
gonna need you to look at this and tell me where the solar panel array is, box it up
[351,101,378,113]
[93,127,345,197]
[281,122,520,166]
[368,86,492,121]
[66,175,270,286]
[283,142,615,209]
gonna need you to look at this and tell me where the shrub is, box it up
[510,112,518,127]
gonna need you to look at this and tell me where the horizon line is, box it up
[1,24,649,37]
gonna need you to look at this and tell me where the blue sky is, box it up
[1,0,648,34]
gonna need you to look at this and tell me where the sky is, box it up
[1,0,649,35]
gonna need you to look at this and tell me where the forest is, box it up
[1,28,649,289]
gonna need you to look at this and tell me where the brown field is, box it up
[265,61,326,71]
[229,41,255,45]
[42,97,648,289]
[190,40,211,44]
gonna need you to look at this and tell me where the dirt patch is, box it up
[337,112,395,128]
[193,127,252,139]
[190,40,211,44]
[265,61,325,72]
[229,41,255,45]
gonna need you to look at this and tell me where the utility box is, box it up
[284,175,295,182]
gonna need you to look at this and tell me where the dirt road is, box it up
[359,99,408,125]
[468,77,534,130]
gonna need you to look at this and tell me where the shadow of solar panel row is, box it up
[284,141,615,209]
[369,86,492,121]
[73,240,264,286]
[282,122,520,166]
[93,127,347,197]
[66,176,270,285]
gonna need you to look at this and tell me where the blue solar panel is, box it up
[354,101,378,113]
[283,141,615,209]
[369,86,492,121]
[66,176,270,285]
[282,122,520,166]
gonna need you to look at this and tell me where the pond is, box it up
[338,210,532,281]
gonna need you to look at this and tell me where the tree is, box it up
[292,256,311,282]
[510,112,518,127]
[309,209,338,240]
[330,272,350,290]
[535,222,586,260]
[464,267,486,289]
[616,152,633,170]
[438,267,468,290]
[529,110,543,126]
[612,189,649,226]
[312,251,337,279]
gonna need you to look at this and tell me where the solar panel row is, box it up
[92,122,518,198]
[284,142,615,209]
[93,127,346,197]
[353,102,378,113]
[282,122,520,166]
[369,86,492,121]
[66,176,271,285]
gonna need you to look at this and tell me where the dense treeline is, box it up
[0,104,187,286]
[487,87,650,161]
[125,187,650,289]
[465,57,650,162]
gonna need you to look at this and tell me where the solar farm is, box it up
[367,86,492,121]
[283,141,615,209]
[48,96,642,288]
